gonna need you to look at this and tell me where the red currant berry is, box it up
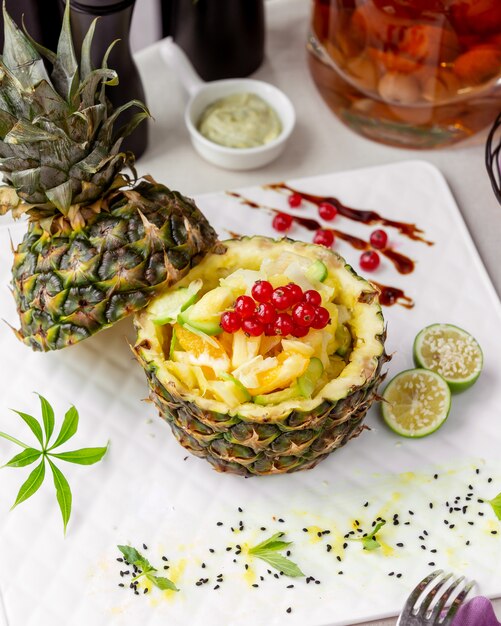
[318,202,338,221]
[288,192,302,208]
[235,295,256,319]
[292,302,316,327]
[273,313,294,336]
[313,229,334,248]
[271,286,293,311]
[220,311,241,333]
[264,323,276,336]
[251,280,273,303]
[311,306,330,330]
[241,317,264,337]
[256,302,277,325]
[285,283,303,305]
[360,250,380,272]
[291,323,309,338]
[272,212,293,232]
[303,289,322,307]
[370,229,388,250]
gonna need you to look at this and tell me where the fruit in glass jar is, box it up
[453,46,501,86]
[377,72,421,105]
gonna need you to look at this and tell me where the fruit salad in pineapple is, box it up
[134,237,388,476]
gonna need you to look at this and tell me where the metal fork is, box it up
[397,570,476,626]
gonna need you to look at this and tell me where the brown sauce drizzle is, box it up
[266,183,434,246]
[370,281,414,309]
[226,191,415,275]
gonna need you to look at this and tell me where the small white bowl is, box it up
[185,78,295,170]
[160,39,296,170]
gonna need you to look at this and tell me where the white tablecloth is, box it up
[133,1,501,623]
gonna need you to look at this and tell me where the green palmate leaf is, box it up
[488,493,501,521]
[37,394,55,447]
[146,573,179,592]
[48,459,72,533]
[11,409,43,445]
[4,448,41,468]
[11,458,45,509]
[50,445,108,465]
[251,550,305,577]
[49,406,79,450]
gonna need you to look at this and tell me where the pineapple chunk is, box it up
[165,362,198,390]
[248,352,309,395]
[173,350,230,372]
[260,335,282,355]
[207,380,250,408]
[231,331,261,369]
[281,339,315,357]
[233,355,278,388]
[220,269,263,294]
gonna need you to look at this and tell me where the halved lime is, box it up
[413,323,483,393]
[381,368,451,438]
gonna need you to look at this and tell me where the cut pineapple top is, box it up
[135,237,384,420]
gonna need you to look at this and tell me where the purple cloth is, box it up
[452,598,501,626]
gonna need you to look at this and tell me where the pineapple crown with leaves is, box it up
[0,1,149,227]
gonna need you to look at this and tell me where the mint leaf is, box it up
[48,459,72,533]
[488,492,501,521]
[11,458,45,509]
[248,532,304,578]
[117,545,155,572]
[49,406,79,450]
[11,410,43,447]
[49,445,108,465]
[4,448,41,468]
[249,532,291,553]
[37,394,54,447]
[146,573,179,591]
[251,550,305,577]
[352,519,387,551]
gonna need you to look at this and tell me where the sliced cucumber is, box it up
[207,380,251,408]
[178,313,222,336]
[297,357,324,398]
[253,385,299,406]
[149,279,203,325]
[335,324,352,357]
[219,372,252,402]
[305,260,328,283]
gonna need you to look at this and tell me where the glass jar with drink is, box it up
[308,0,501,149]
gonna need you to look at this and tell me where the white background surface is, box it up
[0,163,500,626]
[1,0,501,624]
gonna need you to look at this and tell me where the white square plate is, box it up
[0,160,499,626]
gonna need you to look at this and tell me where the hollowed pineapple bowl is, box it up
[134,237,388,476]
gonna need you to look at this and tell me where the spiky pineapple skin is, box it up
[135,344,388,476]
[12,179,218,351]
[133,236,389,476]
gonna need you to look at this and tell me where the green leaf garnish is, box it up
[488,492,501,521]
[117,545,179,592]
[0,395,108,533]
[352,519,387,551]
[249,532,304,578]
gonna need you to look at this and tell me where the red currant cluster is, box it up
[271,192,389,274]
[220,281,330,338]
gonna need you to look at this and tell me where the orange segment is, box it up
[174,324,227,361]
[248,352,309,395]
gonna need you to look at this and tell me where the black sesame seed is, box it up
[118,583,124,588]
[404,522,411,526]
[430,549,437,553]
[434,474,438,479]
[315,580,321,585]
[260,576,264,581]
[116,558,124,562]
[488,478,493,483]
[209,549,215,553]
[286,607,292,614]
[449,524,455,529]
[468,485,474,490]
[287,584,294,588]
[214,584,220,590]
[144,588,148,594]
[491,531,498,535]
[396,573,402,578]
[143,544,148,550]
[466,540,471,545]
[421,545,426,550]
[261,527,267,531]
[463,506,468,514]
[468,521,474,526]
[226,547,232,552]
[202,563,206,569]
[343,543,348,549]
[429,503,434,509]
[478,512,485,517]
[217,522,223,526]
[364,502,369,507]
[238,507,243,512]
[428,562,435,566]
[478,498,485,504]
[274,574,279,579]
[408,510,415,516]
[303,528,309,533]
[245,564,249,570]
[162,556,168,561]
[317,531,322,537]
[476,468,480,474]
[336,555,342,562]
[419,535,425,541]
[396,542,404,547]
[326,545,332,553]
[278,518,285,523]
[163,565,170,570]
[388,572,395,576]
[286,550,291,557]
[338,571,343,575]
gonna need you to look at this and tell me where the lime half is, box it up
[413,323,483,393]
[381,368,451,438]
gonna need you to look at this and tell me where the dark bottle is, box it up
[164,0,265,81]
[62,0,148,159]
[0,0,60,51]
